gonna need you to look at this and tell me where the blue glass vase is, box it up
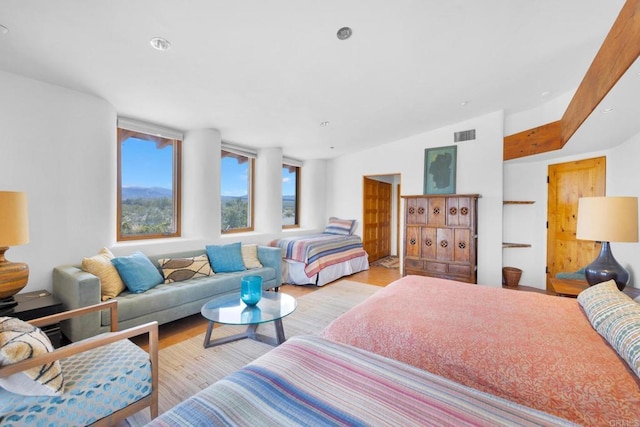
[241,275,263,306]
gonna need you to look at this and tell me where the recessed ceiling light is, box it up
[150,37,171,51]
[0,24,8,35]
[337,27,352,40]
[601,108,614,114]
[460,101,468,107]
[320,121,330,127]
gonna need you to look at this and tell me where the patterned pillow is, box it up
[0,317,64,396]
[324,217,356,235]
[577,280,633,329]
[82,247,126,301]
[241,244,263,269]
[578,280,640,377]
[158,255,213,283]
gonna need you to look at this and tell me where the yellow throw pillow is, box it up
[82,247,126,301]
[241,244,263,269]
[0,317,64,396]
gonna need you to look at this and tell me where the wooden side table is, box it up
[0,290,64,347]
[549,277,640,299]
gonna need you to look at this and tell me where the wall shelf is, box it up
[502,242,532,248]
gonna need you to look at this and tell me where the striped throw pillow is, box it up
[578,280,640,378]
[324,217,356,235]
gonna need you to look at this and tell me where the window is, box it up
[117,127,182,241]
[282,164,300,228]
[221,149,254,233]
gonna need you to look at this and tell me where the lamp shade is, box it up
[0,191,29,247]
[576,197,638,243]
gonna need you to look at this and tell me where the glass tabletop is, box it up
[201,291,297,326]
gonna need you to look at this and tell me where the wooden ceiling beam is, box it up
[504,0,640,161]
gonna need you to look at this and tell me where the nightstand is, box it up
[549,277,640,299]
[0,290,64,347]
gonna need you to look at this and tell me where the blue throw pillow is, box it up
[111,251,164,293]
[206,242,246,273]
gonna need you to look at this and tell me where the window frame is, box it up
[116,128,182,241]
[220,149,255,234]
[282,164,300,229]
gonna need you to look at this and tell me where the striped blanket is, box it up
[147,336,575,427]
[270,234,367,277]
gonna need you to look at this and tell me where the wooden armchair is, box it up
[0,300,158,426]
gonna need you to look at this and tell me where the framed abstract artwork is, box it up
[424,145,457,194]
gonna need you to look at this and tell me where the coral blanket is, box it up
[322,275,640,426]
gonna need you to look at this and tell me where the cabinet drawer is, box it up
[449,264,471,276]
[405,258,424,270]
[426,261,448,273]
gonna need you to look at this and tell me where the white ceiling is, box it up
[0,0,635,161]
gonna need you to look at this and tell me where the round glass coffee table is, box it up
[201,291,297,348]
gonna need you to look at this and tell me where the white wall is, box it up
[0,70,117,293]
[0,70,328,293]
[504,132,640,289]
[327,111,505,285]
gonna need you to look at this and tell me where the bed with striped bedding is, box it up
[270,233,368,285]
[147,335,574,427]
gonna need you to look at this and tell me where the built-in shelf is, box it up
[502,242,532,248]
[503,201,535,204]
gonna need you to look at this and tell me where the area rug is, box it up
[371,255,399,269]
[125,280,381,426]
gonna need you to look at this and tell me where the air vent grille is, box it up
[454,129,476,142]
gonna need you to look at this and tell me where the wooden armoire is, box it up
[402,194,479,283]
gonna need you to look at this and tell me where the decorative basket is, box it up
[502,267,523,287]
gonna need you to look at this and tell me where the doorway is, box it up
[546,156,606,290]
[362,175,401,263]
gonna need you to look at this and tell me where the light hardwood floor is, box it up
[135,265,400,350]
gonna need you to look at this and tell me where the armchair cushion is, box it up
[0,317,64,396]
[0,338,152,425]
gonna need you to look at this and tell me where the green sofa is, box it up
[52,246,282,342]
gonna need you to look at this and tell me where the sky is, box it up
[122,137,296,196]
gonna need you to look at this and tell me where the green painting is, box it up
[424,145,456,194]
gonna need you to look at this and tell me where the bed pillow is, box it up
[578,280,640,377]
[206,242,246,273]
[577,279,633,329]
[241,244,263,269]
[111,251,164,293]
[0,317,64,396]
[324,217,356,235]
[82,247,126,301]
[158,255,213,283]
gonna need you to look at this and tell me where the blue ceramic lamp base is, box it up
[584,241,629,291]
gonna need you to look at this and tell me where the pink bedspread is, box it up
[321,275,640,426]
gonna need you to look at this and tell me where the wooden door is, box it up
[546,157,606,289]
[363,177,392,262]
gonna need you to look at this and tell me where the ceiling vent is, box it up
[454,129,476,142]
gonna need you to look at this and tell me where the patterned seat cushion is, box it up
[0,338,151,426]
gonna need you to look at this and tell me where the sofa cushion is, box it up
[101,267,277,326]
[158,255,213,283]
[241,244,263,269]
[112,251,164,293]
[206,242,246,273]
[0,317,64,396]
[82,247,126,301]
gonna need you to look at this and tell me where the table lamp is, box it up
[0,191,29,308]
[576,196,638,291]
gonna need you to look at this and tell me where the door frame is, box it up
[362,174,401,260]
